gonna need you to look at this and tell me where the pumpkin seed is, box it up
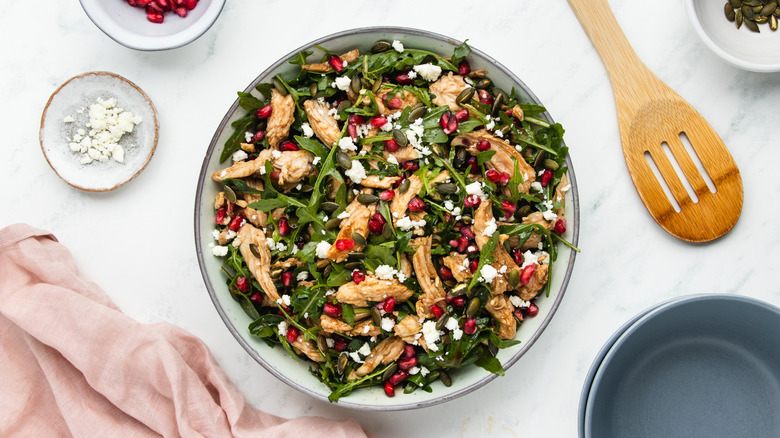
[382,363,398,381]
[742,5,754,19]
[475,78,492,89]
[455,87,476,106]
[544,159,560,170]
[347,189,355,203]
[497,125,512,136]
[725,2,736,21]
[449,282,468,296]
[762,1,777,15]
[454,148,468,168]
[466,297,480,318]
[372,78,382,94]
[398,178,411,194]
[432,234,443,245]
[351,232,367,247]
[435,312,449,330]
[517,204,532,218]
[408,105,427,122]
[337,100,351,114]
[349,76,362,95]
[300,184,314,193]
[436,183,458,195]
[771,14,778,30]
[371,307,382,327]
[325,217,342,230]
[336,151,353,170]
[357,193,380,204]
[746,17,761,31]
[431,143,448,158]
[309,83,318,97]
[323,263,333,277]
[491,92,506,116]
[270,268,283,279]
[508,268,521,288]
[223,185,237,203]
[371,40,392,53]
[730,0,742,7]
[753,5,763,13]
[347,251,366,260]
[272,77,288,96]
[534,150,547,169]
[429,191,443,202]
[249,243,262,258]
[488,341,498,357]
[337,352,348,374]
[392,129,409,147]
[736,8,744,27]
[321,202,339,213]
[743,0,760,6]
[460,215,473,224]
[755,15,769,23]
[440,333,451,347]
[439,370,452,387]
[317,335,329,353]
[382,222,393,239]
[345,261,363,270]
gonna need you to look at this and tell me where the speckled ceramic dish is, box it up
[584,294,780,437]
[39,71,158,192]
[194,27,580,410]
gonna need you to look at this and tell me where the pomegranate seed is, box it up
[384,382,396,397]
[277,217,291,236]
[255,104,272,119]
[379,190,395,201]
[395,73,413,85]
[541,169,553,186]
[184,0,197,8]
[347,124,358,140]
[146,11,164,22]
[286,326,300,343]
[250,292,262,302]
[236,276,250,293]
[323,303,342,317]
[137,0,151,5]
[430,305,444,319]
[467,245,479,255]
[457,236,469,253]
[463,318,477,335]
[466,156,480,174]
[499,172,511,185]
[269,170,280,180]
[172,0,185,6]
[448,238,459,248]
[370,115,388,128]
[502,200,517,218]
[485,169,501,183]
[215,207,227,224]
[512,249,524,265]
[388,370,409,386]
[398,356,418,371]
[228,213,244,231]
[156,0,171,10]
[174,6,187,17]
[278,140,299,151]
[386,97,403,109]
[334,337,348,351]
[383,297,396,313]
[348,114,365,125]
[401,161,419,172]
[554,218,567,234]
[526,303,539,317]
[460,226,475,240]
[439,110,458,135]
[453,296,467,308]
[469,258,479,273]
[458,61,471,76]
[251,131,265,143]
[478,89,493,105]
[438,266,454,281]
[368,219,384,235]
[513,308,525,322]
[443,212,452,222]
[455,108,469,122]
[335,239,355,252]
[476,139,491,151]
[328,55,344,72]
[295,236,306,249]
[463,194,482,208]
[407,196,426,212]
[402,345,416,359]
[128,0,138,6]
[520,264,536,285]
[352,270,366,284]
[281,271,293,287]
[383,139,400,152]
[372,210,387,225]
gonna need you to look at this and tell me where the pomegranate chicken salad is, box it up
[209,39,574,400]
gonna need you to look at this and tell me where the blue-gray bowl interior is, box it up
[194,27,580,410]
[584,294,780,438]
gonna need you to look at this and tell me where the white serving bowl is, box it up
[194,27,580,410]
[686,0,780,72]
[79,0,225,51]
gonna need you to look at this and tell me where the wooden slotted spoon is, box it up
[568,0,743,242]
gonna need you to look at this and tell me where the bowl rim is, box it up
[194,26,580,410]
[79,0,226,51]
[684,0,780,72]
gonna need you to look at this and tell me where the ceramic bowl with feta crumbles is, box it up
[194,27,580,410]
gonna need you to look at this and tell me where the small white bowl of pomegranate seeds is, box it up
[79,0,225,51]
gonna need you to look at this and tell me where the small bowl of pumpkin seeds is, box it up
[686,0,780,72]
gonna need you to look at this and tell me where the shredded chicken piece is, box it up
[303,98,340,146]
[554,174,569,217]
[214,191,226,209]
[511,104,524,122]
[301,49,360,73]
[319,315,380,337]
[520,211,553,251]
[236,223,280,303]
[240,142,256,153]
[353,336,405,378]
[215,228,235,246]
[291,338,325,362]
[211,157,265,182]
[429,72,468,111]
[360,175,400,189]
[473,202,521,291]
[241,178,268,228]
[270,258,304,270]
[266,89,295,147]
[390,174,422,225]
[411,236,446,319]
[327,196,374,263]
[400,254,412,280]
[375,86,420,116]
[386,145,419,162]
[452,130,536,194]
[519,263,548,301]
[335,276,414,307]
[485,294,516,340]
[442,252,472,283]
[393,315,422,345]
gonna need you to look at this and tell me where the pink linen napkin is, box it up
[0,224,369,437]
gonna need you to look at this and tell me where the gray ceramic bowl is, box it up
[584,294,780,437]
[194,27,579,410]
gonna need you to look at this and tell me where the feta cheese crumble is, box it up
[301,122,314,138]
[396,215,426,231]
[315,241,332,259]
[338,136,357,152]
[211,245,228,257]
[482,217,497,237]
[374,264,397,280]
[232,150,248,162]
[65,96,142,165]
[421,320,441,352]
[392,40,405,52]
[465,181,488,200]
[344,160,367,183]
[479,264,499,283]
[381,317,395,332]
[333,76,351,91]
[412,63,442,82]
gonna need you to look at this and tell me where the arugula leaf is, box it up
[295,135,329,159]
[342,303,355,326]
[450,40,471,67]
[223,178,262,194]
[467,232,500,292]
[475,353,505,376]
[288,49,314,66]
[477,150,496,166]
[237,91,266,112]
[220,116,254,163]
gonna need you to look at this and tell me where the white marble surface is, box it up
[3,0,780,436]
